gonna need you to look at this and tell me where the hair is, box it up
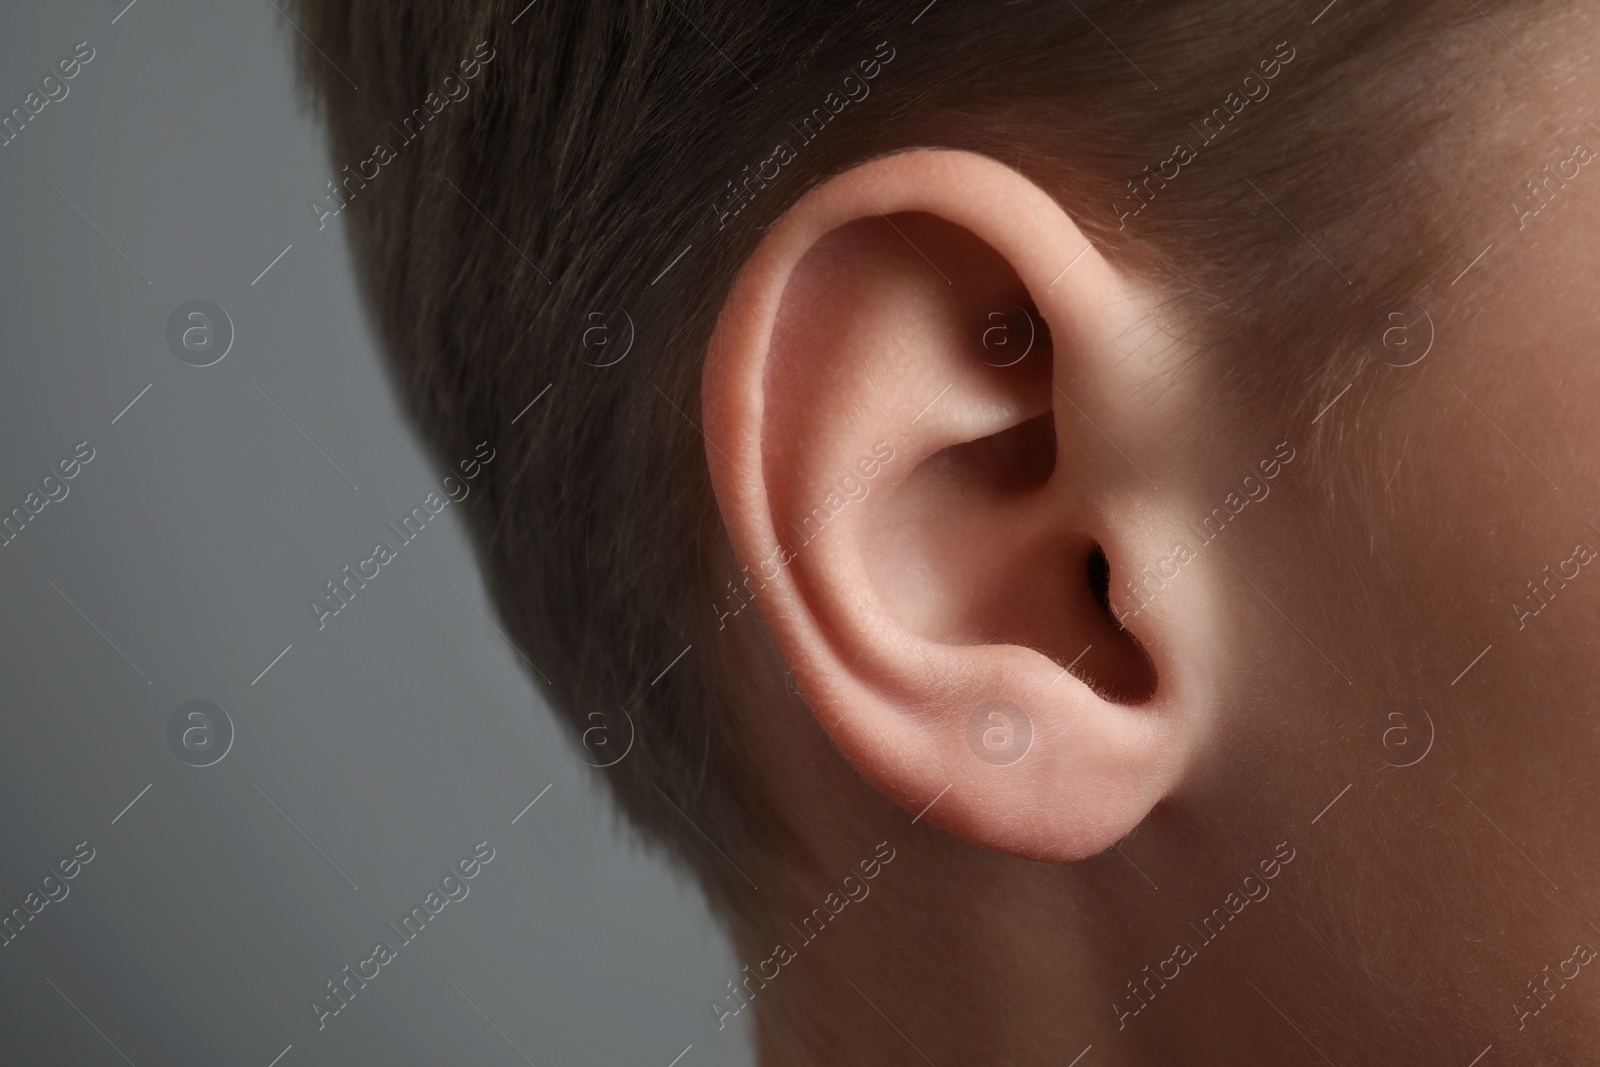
[286,0,1540,922]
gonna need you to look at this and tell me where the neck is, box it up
[740,843,1120,1067]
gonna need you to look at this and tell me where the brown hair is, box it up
[287,0,1528,919]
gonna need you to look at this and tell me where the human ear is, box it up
[703,149,1228,862]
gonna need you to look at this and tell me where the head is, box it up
[291,0,1600,1062]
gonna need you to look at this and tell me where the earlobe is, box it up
[703,150,1216,862]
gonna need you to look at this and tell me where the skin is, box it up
[696,28,1600,1066]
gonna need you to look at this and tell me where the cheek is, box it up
[1209,188,1600,1038]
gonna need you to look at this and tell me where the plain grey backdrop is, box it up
[0,2,752,1064]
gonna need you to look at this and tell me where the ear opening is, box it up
[1088,543,1112,617]
[1083,543,1158,704]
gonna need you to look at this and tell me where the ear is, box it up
[702,149,1221,862]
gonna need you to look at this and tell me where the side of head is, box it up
[292,1,1600,1062]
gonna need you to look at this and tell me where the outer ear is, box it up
[702,149,1221,862]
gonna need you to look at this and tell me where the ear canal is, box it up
[1087,543,1112,617]
[1081,544,1157,703]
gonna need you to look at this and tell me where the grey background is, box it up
[0,2,750,1064]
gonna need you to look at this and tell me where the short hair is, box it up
[287,0,1533,919]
